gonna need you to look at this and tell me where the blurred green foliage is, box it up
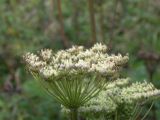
[0,79,65,120]
[0,0,160,119]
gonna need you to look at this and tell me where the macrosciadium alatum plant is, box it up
[23,43,128,120]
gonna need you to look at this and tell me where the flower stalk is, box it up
[70,108,78,120]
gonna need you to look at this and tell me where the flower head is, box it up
[39,49,52,61]
[23,43,129,110]
[23,43,128,79]
[91,43,107,52]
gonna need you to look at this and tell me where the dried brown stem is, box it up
[88,0,97,44]
[72,0,80,40]
[49,0,54,21]
[57,0,70,48]
[98,4,105,43]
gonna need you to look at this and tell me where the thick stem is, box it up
[70,108,78,120]
[115,110,118,120]
[57,0,70,48]
[99,4,105,43]
[48,0,54,21]
[72,0,80,40]
[88,0,97,45]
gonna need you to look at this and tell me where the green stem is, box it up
[70,108,78,120]
[115,110,118,120]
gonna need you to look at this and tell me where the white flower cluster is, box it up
[78,78,160,118]
[121,81,160,103]
[23,52,46,71]
[77,78,130,114]
[106,78,130,89]
[78,89,117,114]
[39,49,52,61]
[23,43,129,79]
[40,66,57,78]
